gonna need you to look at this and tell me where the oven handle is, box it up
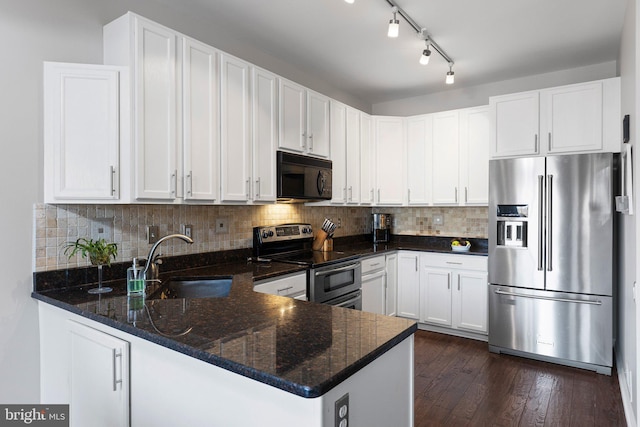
[328,290,362,307]
[314,263,360,276]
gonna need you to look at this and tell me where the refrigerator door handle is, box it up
[547,174,553,272]
[537,175,544,271]
[494,289,602,305]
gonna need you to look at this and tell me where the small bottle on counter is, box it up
[127,257,145,296]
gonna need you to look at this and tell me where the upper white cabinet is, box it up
[345,106,361,204]
[374,116,405,205]
[360,113,374,204]
[431,111,460,205]
[182,38,219,202]
[220,54,251,202]
[44,62,128,203]
[330,101,361,204]
[251,67,278,202]
[490,78,621,158]
[105,13,179,201]
[459,106,489,205]
[406,115,433,205]
[279,78,330,158]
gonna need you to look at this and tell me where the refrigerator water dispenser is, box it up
[496,205,528,248]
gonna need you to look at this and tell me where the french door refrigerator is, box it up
[488,152,617,375]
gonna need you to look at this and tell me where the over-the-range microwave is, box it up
[276,151,332,202]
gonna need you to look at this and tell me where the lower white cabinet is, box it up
[396,251,420,320]
[361,255,386,315]
[385,253,398,316]
[68,321,130,427]
[253,271,307,300]
[419,253,488,334]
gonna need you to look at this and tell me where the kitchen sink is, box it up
[148,276,233,300]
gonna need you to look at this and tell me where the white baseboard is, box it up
[616,352,637,427]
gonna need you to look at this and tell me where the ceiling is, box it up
[168,0,628,106]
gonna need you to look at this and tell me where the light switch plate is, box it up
[433,214,444,226]
[181,224,193,239]
[147,225,159,244]
[215,218,229,234]
[91,218,113,242]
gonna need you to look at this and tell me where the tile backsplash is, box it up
[34,203,488,272]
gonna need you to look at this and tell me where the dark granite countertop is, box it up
[33,259,416,398]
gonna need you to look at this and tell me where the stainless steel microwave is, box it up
[276,151,332,202]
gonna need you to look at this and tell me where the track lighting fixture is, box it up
[344,0,354,4]
[387,7,400,38]
[446,63,455,84]
[419,40,431,65]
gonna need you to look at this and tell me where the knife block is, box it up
[312,230,328,251]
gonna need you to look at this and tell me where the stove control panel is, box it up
[254,224,314,244]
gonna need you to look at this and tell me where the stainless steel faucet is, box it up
[143,233,194,281]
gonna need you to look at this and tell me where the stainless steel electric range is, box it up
[253,223,362,309]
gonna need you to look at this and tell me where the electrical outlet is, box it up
[336,218,342,228]
[215,218,229,234]
[91,219,113,241]
[147,225,159,244]
[433,214,444,226]
[181,224,193,239]
[334,393,349,427]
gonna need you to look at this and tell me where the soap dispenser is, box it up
[127,257,145,296]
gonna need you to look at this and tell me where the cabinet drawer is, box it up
[420,253,487,271]
[361,255,386,274]
[254,272,307,298]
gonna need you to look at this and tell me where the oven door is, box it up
[325,290,362,310]
[310,261,362,303]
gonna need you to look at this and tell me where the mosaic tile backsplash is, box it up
[34,203,488,272]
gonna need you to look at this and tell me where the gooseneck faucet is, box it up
[143,233,194,281]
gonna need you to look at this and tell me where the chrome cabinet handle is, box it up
[308,133,314,150]
[455,187,458,203]
[170,170,177,196]
[534,134,538,153]
[370,188,374,202]
[447,273,451,290]
[446,261,463,265]
[186,171,193,196]
[112,349,123,391]
[255,177,261,199]
[343,187,347,201]
[538,175,544,271]
[415,257,418,272]
[110,166,116,196]
[246,178,250,199]
[301,132,306,149]
[408,188,411,203]
[348,186,353,201]
[548,132,552,151]
[457,275,460,291]
[377,189,381,202]
[277,286,294,294]
[464,187,468,203]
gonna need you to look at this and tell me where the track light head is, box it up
[446,63,455,84]
[419,41,431,65]
[388,7,399,38]
[344,0,354,3]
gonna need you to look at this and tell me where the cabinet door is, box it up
[362,271,386,315]
[459,107,489,205]
[490,91,539,158]
[44,63,120,202]
[345,106,361,204]
[330,100,347,203]
[420,268,452,326]
[306,90,330,158]
[360,113,374,204]
[182,38,219,201]
[397,252,420,319]
[220,54,251,202]
[385,253,398,316]
[278,79,306,153]
[68,321,129,427]
[406,115,433,205]
[374,116,405,205]
[432,111,460,205]
[541,82,603,154]
[134,17,178,200]
[454,271,488,333]
[251,67,278,202]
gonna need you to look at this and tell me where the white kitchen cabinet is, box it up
[360,113,375,204]
[68,321,130,427]
[104,13,179,201]
[278,78,330,158]
[406,114,433,205]
[182,37,219,202]
[459,106,489,205]
[374,116,405,205]
[385,253,398,316]
[419,253,488,335]
[361,255,386,315]
[220,54,251,202]
[330,100,347,203]
[396,251,420,319]
[43,62,127,203]
[253,271,307,300]
[432,110,460,205]
[345,106,361,204]
[251,67,278,202]
[490,78,621,158]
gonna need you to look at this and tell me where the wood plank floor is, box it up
[413,330,626,427]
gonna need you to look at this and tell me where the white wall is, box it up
[0,0,366,402]
[372,61,618,116]
[618,0,638,423]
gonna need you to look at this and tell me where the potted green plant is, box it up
[64,237,118,294]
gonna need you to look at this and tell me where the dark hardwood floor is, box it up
[413,330,627,427]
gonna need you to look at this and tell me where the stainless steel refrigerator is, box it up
[488,152,617,375]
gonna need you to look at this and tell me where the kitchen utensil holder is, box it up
[322,238,333,252]
[313,230,328,251]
